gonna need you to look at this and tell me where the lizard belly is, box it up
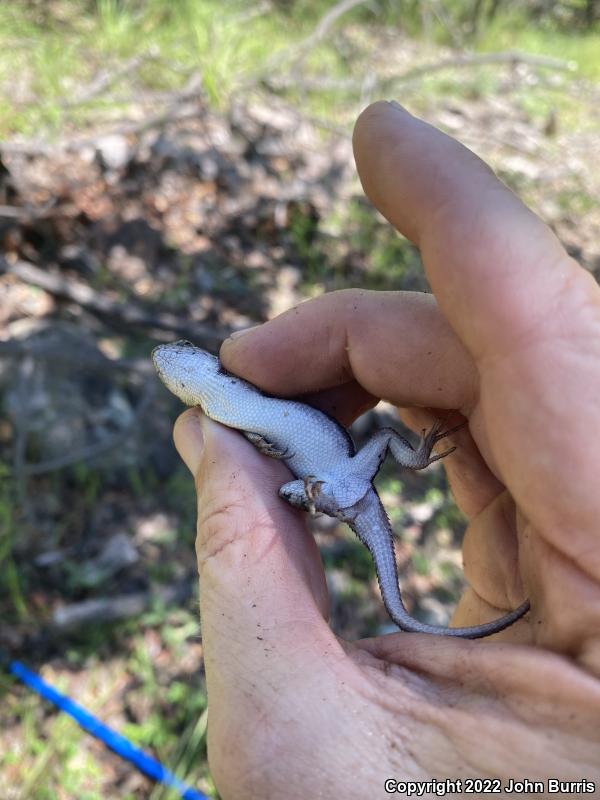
[327,474,371,509]
[283,460,372,510]
[234,398,353,475]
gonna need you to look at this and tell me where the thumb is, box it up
[173,406,331,682]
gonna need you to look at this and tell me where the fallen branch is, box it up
[21,385,155,477]
[0,75,205,156]
[0,199,58,220]
[61,50,161,109]
[266,48,576,94]
[51,580,195,632]
[0,205,27,218]
[387,49,577,83]
[0,257,231,344]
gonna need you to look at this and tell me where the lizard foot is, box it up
[279,476,328,516]
[303,475,325,516]
[415,420,466,468]
[243,431,291,459]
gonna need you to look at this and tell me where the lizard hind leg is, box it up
[279,478,312,511]
[279,476,329,516]
[350,420,466,478]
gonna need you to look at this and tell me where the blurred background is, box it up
[0,1,598,797]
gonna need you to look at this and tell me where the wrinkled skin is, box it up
[173,101,600,799]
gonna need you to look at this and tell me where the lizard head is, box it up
[152,340,221,407]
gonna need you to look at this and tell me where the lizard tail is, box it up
[347,491,530,639]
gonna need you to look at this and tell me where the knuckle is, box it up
[195,494,278,568]
[195,497,247,564]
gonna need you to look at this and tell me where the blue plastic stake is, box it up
[8,659,208,800]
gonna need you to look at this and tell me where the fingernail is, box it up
[387,99,406,111]
[226,325,260,341]
[173,408,205,475]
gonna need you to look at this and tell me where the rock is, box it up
[77,532,139,588]
[95,134,132,171]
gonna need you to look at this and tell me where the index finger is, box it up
[353,101,596,360]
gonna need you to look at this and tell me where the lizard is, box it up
[152,339,530,638]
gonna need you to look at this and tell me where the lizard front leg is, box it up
[243,431,291,459]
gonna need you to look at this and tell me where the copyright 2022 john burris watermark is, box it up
[384,778,596,795]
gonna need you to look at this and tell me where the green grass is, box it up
[0,463,29,622]
[1,674,116,800]
[479,15,600,78]
[1,1,597,140]
[473,11,600,133]
[0,613,212,798]
[0,0,335,138]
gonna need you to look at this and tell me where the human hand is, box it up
[174,101,600,798]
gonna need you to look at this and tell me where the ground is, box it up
[0,3,598,798]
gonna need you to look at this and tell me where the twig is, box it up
[21,383,155,477]
[266,49,576,94]
[0,106,201,156]
[0,76,205,157]
[0,199,58,220]
[51,580,195,631]
[240,0,373,93]
[0,205,26,218]
[0,257,230,344]
[429,0,464,50]
[61,50,161,109]
[386,49,577,84]
[232,0,273,25]
[296,0,373,54]
[263,74,358,93]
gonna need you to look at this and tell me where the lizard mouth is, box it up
[150,344,169,376]
[151,341,195,370]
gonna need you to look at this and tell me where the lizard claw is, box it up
[432,420,467,444]
[426,444,456,465]
[416,419,465,467]
[303,475,325,516]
